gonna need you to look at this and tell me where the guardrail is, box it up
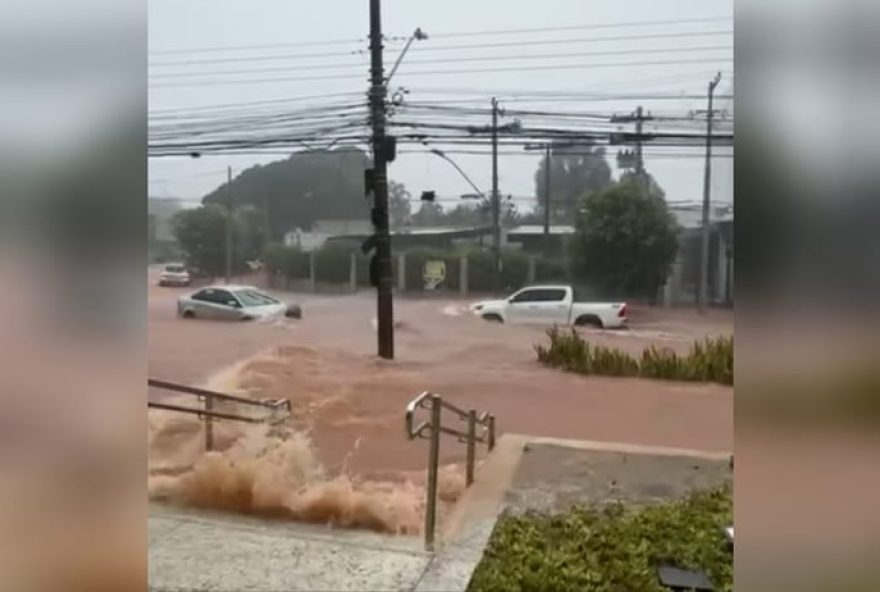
[405,391,496,551]
[148,378,292,451]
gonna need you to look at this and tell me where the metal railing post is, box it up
[466,410,477,487]
[424,394,442,551]
[487,415,496,451]
[204,396,214,451]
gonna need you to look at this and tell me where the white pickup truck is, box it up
[470,285,628,329]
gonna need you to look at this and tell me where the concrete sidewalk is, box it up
[149,504,432,592]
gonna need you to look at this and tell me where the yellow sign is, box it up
[423,260,446,290]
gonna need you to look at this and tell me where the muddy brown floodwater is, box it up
[148,275,732,532]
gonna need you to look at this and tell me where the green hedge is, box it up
[536,328,734,385]
[264,244,310,279]
[468,485,732,592]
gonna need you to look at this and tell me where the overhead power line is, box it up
[150,36,368,56]
[150,45,732,79]
[428,16,732,39]
[150,16,731,56]
[151,29,733,68]
[151,57,733,88]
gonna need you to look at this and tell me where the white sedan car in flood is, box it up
[177,285,301,321]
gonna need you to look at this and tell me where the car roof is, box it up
[197,284,261,292]
[518,284,570,290]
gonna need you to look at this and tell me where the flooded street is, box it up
[149,278,733,482]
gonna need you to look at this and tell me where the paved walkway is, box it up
[150,504,431,592]
[149,436,732,592]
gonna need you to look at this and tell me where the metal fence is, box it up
[148,378,292,450]
[405,391,496,551]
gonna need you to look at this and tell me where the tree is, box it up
[410,199,520,228]
[172,205,228,278]
[172,204,266,278]
[570,178,679,299]
[388,180,412,229]
[202,148,372,237]
[411,201,445,226]
[534,142,613,224]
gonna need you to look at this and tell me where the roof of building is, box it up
[507,225,575,235]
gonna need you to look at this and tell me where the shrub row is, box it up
[535,328,733,385]
[468,485,732,592]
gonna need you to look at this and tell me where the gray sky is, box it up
[148,0,733,213]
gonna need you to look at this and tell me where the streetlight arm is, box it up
[385,27,428,85]
[429,149,486,199]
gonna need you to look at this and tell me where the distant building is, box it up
[325,225,496,252]
[283,228,330,251]
[665,202,733,307]
[283,219,374,251]
[506,225,574,257]
[313,219,372,236]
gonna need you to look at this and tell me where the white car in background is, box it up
[470,285,627,329]
[177,285,301,321]
[158,263,191,287]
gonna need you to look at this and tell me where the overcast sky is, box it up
[148,0,733,213]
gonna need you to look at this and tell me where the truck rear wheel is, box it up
[575,314,603,329]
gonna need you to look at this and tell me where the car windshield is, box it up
[165,265,185,273]
[233,289,280,307]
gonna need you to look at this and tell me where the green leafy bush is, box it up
[534,258,569,283]
[468,485,732,592]
[536,328,733,385]
[264,244,310,279]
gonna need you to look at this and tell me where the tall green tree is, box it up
[570,178,679,299]
[172,205,228,278]
[534,142,613,225]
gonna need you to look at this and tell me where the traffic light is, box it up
[420,190,435,202]
[384,136,397,162]
[364,168,374,196]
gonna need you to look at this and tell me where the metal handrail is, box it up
[148,378,292,450]
[147,401,264,423]
[149,378,290,411]
[405,391,496,551]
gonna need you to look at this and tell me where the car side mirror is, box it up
[227,300,240,308]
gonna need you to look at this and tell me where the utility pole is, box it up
[543,143,552,256]
[634,105,645,179]
[698,72,722,314]
[491,97,501,293]
[225,165,232,284]
[611,107,652,186]
[369,0,394,359]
